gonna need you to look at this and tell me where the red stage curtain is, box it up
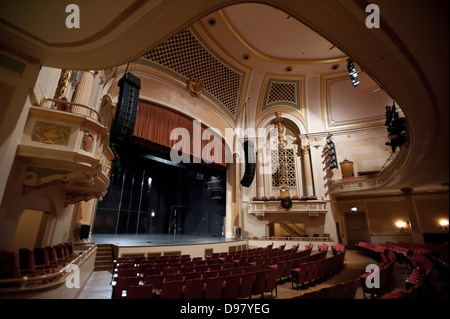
[131,100,227,167]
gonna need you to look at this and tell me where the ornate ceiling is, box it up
[135,3,394,129]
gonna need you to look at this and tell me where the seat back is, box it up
[332,281,348,299]
[344,279,360,299]
[204,276,224,299]
[252,270,267,296]
[238,272,255,298]
[183,278,204,299]
[126,284,153,299]
[159,280,183,299]
[222,274,241,299]
[0,250,20,279]
[33,248,50,268]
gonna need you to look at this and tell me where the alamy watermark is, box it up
[364,264,380,289]
[366,4,380,29]
[65,264,80,289]
[65,4,80,29]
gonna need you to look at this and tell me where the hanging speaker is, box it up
[240,140,256,187]
[110,72,141,145]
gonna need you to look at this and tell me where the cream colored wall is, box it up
[0,62,41,205]
[11,209,45,251]
[331,129,390,179]
[334,191,449,245]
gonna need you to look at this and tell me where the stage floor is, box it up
[90,234,242,247]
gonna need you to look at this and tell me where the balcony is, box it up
[248,198,328,218]
[328,142,412,196]
[16,97,114,205]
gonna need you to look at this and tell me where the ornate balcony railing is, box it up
[248,199,328,218]
[328,141,412,195]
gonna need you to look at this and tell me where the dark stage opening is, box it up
[92,145,226,237]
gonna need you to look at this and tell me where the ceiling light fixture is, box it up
[285,66,292,72]
[346,58,359,87]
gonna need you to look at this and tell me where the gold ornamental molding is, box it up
[31,121,71,146]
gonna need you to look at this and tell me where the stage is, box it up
[90,234,247,259]
[89,234,335,259]
[91,234,241,247]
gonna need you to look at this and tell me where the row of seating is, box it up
[290,251,345,290]
[111,243,346,299]
[113,247,312,280]
[360,253,396,299]
[355,241,436,299]
[0,244,77,279]
[292,278,359,299]
[114,267,279,299]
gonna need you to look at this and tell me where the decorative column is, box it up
[71,70,97,241]
[53,69,71,100]
[71,70,96,116]
[301,140,314,197]
[401,188,424,244]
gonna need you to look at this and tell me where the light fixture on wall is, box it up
[439,219,449,231]
[350,206,358,212]
[395,220,408,231]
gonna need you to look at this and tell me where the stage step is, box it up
[94,244,114,272]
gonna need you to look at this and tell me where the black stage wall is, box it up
[92,146,226,237]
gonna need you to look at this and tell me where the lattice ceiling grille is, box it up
[267,82,297,105]
[143,28,244,118]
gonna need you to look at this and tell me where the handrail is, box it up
[247,236,334,242]
[41,97,101,122]
[0,243,97,293]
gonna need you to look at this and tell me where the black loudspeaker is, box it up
[110,72,141,145]
[240,140,256,187]
[79,224,90,239]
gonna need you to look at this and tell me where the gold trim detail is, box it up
[31,121,71,146]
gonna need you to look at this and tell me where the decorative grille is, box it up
[266,81,297,105]
[271,149,296,187]
[142,28,243,118]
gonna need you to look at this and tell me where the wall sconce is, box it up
[395,220,408,231]
[439,219,449,231]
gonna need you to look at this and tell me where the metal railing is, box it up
[246,236,334,242]
[41,97,101,122]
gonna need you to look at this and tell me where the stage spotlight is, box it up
[347,58,359,87]
[326,133,338,170]
[384,101,406,152]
